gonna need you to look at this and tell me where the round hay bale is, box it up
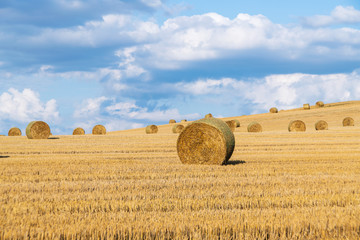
[205,113,213,118]
[169,119,176,124]
[288,120,306,132]
[315,120,328,130]
[26,121,51,139]
[172,124,184,133]
[316,101,324,107]
[146,125,158,134]
[177,117,235,165]
[73,127,85,135]
[8,127,22,136]
[269,107,278,113]
[225,120,237,132]
[343,117,354,127]
[303,104,310,110]
[181,119,187,123]
[92,125,106,135]
[233,119,240,128]
[247,122,262,132]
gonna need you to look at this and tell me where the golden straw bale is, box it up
[247,122,262,132]
[172,124,184,133]
[225,120,237,132]
[303,104,310,110]
[8,127,21,136]
[181,119,187,123]
[73,127,85,135]
[92,125,106,135]
[177,118,235,165]
[343,117,354,127]
[316,101,325,107]
[169,119,176,124]
[233,119,240,128]
[269,107,278,113]
[205,113,213,118]
[146,125,158,134]
[315,120,328,130]
[26,121,51,139]
[288,120,306,132]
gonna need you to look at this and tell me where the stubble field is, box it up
[1,101,360,239]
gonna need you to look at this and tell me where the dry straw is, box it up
[269,107,278,113]
[92,125,106,135]
[316,101,325,107]
[172,124,184,133]
[247,122,262,132]
[303,104,310,110]
[73,127,85,135]
[181,119,187,123]
[26,121,51,139]
[177,117,235,165]
[205,113,213,118]
[233,119,240,128]
[288,120,306,132]
[146,125,158,134]
[315,120,328,130]
[8,127,22,136]
[225,120,237,132]
[169,119,176,124]
[343,117,354,127]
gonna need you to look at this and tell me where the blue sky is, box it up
[1,0,360,135]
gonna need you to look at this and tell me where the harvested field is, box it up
[1,101,360,239]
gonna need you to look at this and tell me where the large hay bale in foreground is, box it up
[205,113,213,118]
[343,117,354,126]
[316,101,325,107]
[177,118,235,165]
[303,104,310,110]
[26,121,51,139]
[73,127,85,135]
[247,122,262,132]
[8,127,22,136]
[225,120,236,132]
[169,119,176,124]
[288,120,306,132]
[146,125,158,134]
[315,120,328,130]
[233,119,240,128]
[269,107,278,113]
[92,125,106,135]
[172,124,184,133]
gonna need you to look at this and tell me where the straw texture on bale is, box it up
[315,120,328,130]
[26,121,51,139]
[169,119,176,124]
[303,104,310,110]
[233,119,240,128]
[146,125,158,134]
[205,113,213,118]
[316,101,325,107]
[181,119,187,123]
[177,118,235,165]
[172,124,184,133]
[343,117,354,126]
[269,107,278,113]
[225,120,237,132]
[92,125,106,135]
[8,127,21,136]
[288,120,306,132]
[73,127,85,135]
[247,122,262,132]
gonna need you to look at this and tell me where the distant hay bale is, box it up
[92,125,106,135]
[303,104,310,110]
[269,107,278,113]
[288,120,306,132]
[26,121,51,139]
[181,119,187,123]
[172,124,184,133]
[8,127,22,136]
[177,117,235,165]
[315,120,328,130]
[169,119,176,124]
[205,113,213,118]
[146,125,158,134]
[73,127,85,135]
[316,101,325,107]
[225,120,237,132]
[247,122,262,132]
[233,119,240,128]
[343,117,354,127]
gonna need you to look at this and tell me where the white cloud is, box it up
[0,88,60,123]
[73,96,108,118]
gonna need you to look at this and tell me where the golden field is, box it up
[1,101,360,239]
